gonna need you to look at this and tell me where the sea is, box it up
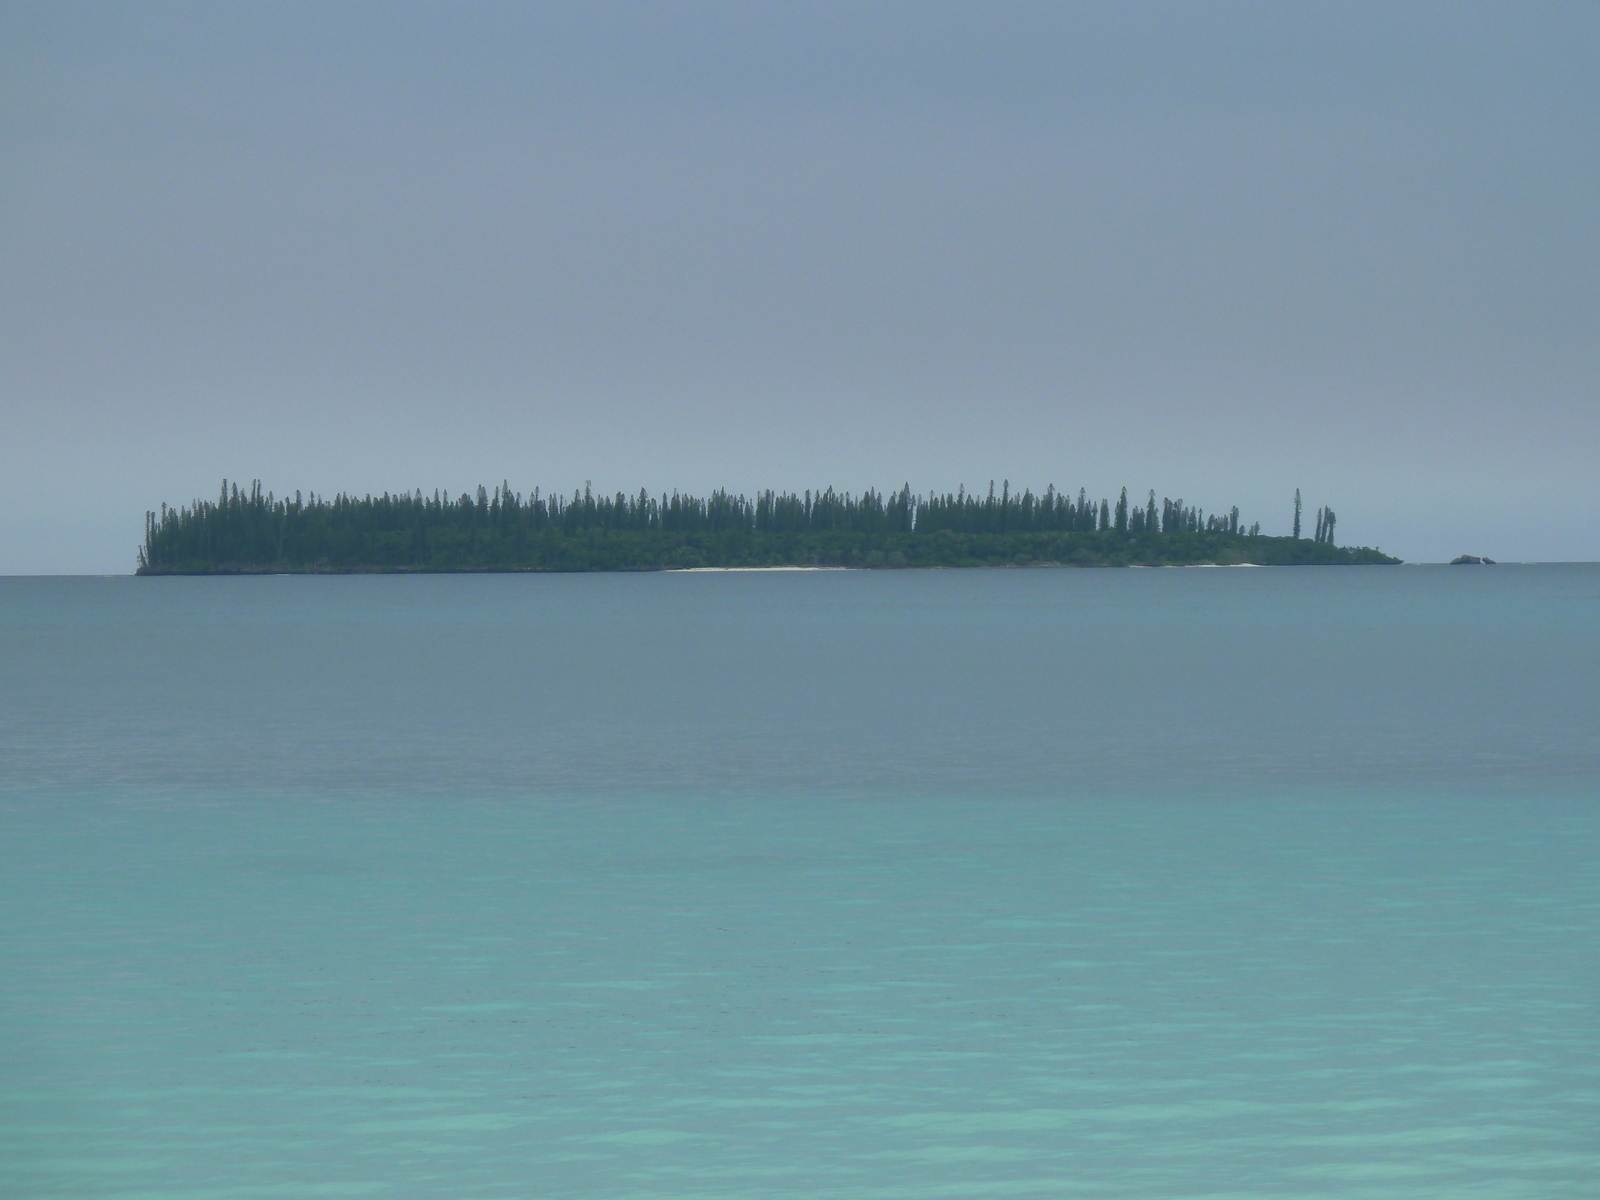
[2,566,1597,1198]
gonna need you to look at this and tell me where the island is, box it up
[136,480,1401,573]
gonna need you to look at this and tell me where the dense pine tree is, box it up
[136,479,1395,572]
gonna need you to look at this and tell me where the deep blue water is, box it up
[2,567,1597,1197]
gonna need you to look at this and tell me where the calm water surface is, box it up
[2,567,1597,1197]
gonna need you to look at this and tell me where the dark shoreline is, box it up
[138,534,1400,575]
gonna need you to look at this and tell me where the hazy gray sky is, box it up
[3,1,1596,570]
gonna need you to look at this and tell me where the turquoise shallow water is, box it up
[2,567,1598,1197]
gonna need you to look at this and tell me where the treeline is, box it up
[137,480,1398,573]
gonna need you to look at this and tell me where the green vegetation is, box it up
[137,480,1400,573]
